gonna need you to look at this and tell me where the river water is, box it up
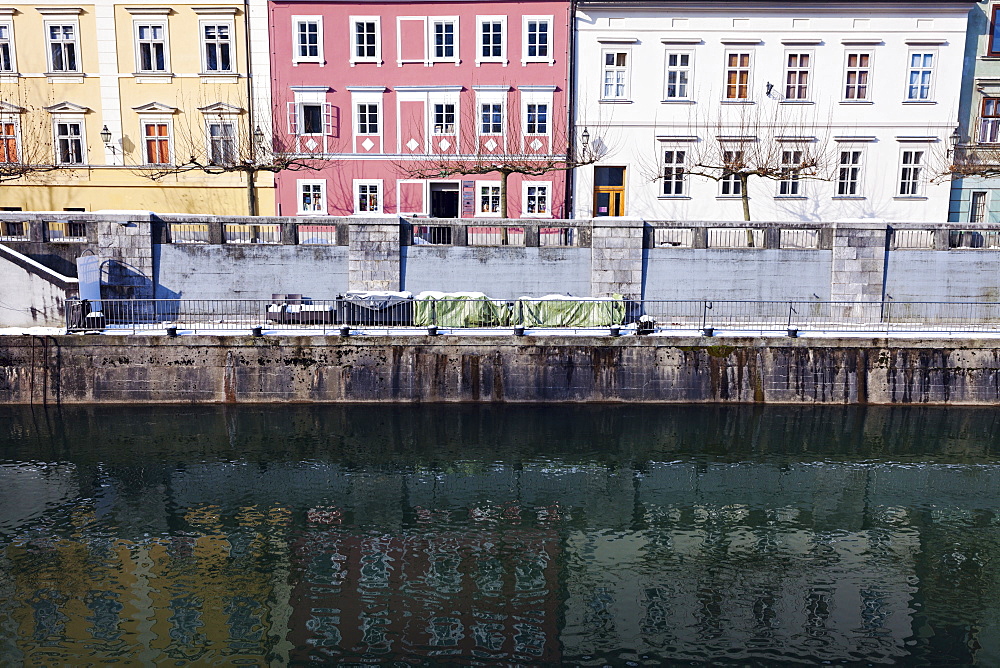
[2,405,1000,665]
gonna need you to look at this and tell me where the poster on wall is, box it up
[462,181,475,217]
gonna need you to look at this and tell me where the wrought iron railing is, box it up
[64,298,1000,335]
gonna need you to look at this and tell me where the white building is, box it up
[572,0,974,222]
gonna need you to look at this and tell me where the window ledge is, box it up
[0,73,21,82]
[133,72,174,83]
[832,196,867,200]
[660,99,695,104]
[980,56,1000,60]
[522,214,553,219]
[779,100,814,105]
[774,196,808,200]
[716,196,745,200]
[599,99,633,104]
[658,195,692,200]
[902,100,936,104]
[839,100,874,105]
[720,100,754,105]
[350,60,384,67]
[46,73,85,83]
[893,196,928,200]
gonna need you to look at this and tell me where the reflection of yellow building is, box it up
[0,0,272,215]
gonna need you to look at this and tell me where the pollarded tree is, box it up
[648,104,834,221]
[394,91,602,218]
[0,99,62,187]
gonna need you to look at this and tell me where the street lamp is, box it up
[100,125,118,154]
[253,125,265,149]
[581,127,590,151]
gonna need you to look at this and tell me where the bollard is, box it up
[514,325,525,337]
[427,325,438,336]
[166,326,178,337]
[702,327,714,337]
[339,325,351,336]
[609,326,620,337]
[251,326,263,337]
[787,328,799,338]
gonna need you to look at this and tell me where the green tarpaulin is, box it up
[413,294,510,327]
[517,295,625,327]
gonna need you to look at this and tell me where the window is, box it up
[720,150,743,196]
[970,191,988,224]
[355,180,381,214]
[980,98,1000,143]
[136,23,167,72]
[525,104,547,134]
[784,53,811,100]
[724,52,751,100]
[480,103,502,134]
[300,104,323,134]
[432,20,457,61]
[0,23,15,73]
[293,17,322,64]
[298,180,326,214]
[906,52,934,101]
[778,150,803,196]
[287,92,333,140]
[836,150,862,196]
[662,150,686,196]
[898,150,924,196]
[0,118,18,163]
[207,121,235,165]
[844,52,871,100]
[202,23,232,72]
[433,104,455,134]
[55,121,84,164]
[602,51,629,100]
[991,5,1000,56]
[143,122,170,164]
[478,17,505,63]
[523,17,552,63]
[47,24,79,72]
[357,103,378,135]
[523,182,550,216]
[664,52,692,100]
[478,182,500,215]
[353,19,378,61]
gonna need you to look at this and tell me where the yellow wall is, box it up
[1,2,273,215]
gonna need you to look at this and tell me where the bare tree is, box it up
[394,93,601,218]
[946,111,1000,180]
[132,94,337,216]
[0,95,61,186]
[648,104,834,221]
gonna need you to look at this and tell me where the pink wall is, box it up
[269,0,571,218]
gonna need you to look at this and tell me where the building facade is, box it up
[0,0,273,215]
[573,0,973,222]
[268,0,571,219]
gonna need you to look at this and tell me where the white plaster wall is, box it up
[574,2,970,222]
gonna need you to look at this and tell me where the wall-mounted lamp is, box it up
[253,125,265,147]
[100,125,118,154]
[950,128,962,151]
[581,128,591,150]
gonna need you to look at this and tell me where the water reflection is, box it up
[1,405,1000,664]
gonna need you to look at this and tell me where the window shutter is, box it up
[323,102,333,136]
[287,102,298,135]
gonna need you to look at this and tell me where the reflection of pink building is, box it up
[268,0,570,218]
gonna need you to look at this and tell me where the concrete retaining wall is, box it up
[4,335,1000,405]
[0,246,78,327]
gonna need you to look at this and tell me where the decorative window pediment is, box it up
[197,102,242,115]
[44,101,89,114]
[132,101,177,113]
[0,101,24,114]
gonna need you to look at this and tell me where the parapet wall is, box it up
[3,335,1000,405]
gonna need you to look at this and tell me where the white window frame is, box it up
[834,148,864,198]
[898,148,925,197]
[139,117,173,165]
[661,148,687,197]
[783,51,812,101]
[432,102,457,135]
[199,20,234,73]
[522,15,554,65]
[522,181,552,218]
[476,16,506,65]
[777,149,804,196]
[350,16,381,65]
[663,50,693,101]
[354,179,383,214]
[719,149,744,197]
[970,190,988,224]
[287,86,333,152]
[905,50,936,101]
[0,19,18,74]
[292,16,323,65]
[298,179,327,214]
[355,102,379,136]
[601,48,631,101]
[429,17,459,64]
[0,113,21,164]
[205,119,236,166]
[53,117,86,165]
[520,86,555,140]
[843,51,872,102]
[476,180,502,217]
[723,51,752,100]
[45,20,81,73]
[475,86,507,137]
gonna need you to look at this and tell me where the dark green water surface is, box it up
[3,404,1000,665]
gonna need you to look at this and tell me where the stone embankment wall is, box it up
[3,335,1000,405]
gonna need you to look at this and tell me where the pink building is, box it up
[268,0,571,219]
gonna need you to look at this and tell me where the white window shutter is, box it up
[287,102,298,135]
[323,102,333,136]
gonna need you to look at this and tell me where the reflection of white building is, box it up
[572,0,970,221]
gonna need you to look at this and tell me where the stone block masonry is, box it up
[4,335,1000,405]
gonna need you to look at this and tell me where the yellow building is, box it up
[0,0,274,215]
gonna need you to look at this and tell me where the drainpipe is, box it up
[565,0,578,220]
[244,0,257,215]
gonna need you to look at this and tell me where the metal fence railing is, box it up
[64,298,1000,335]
